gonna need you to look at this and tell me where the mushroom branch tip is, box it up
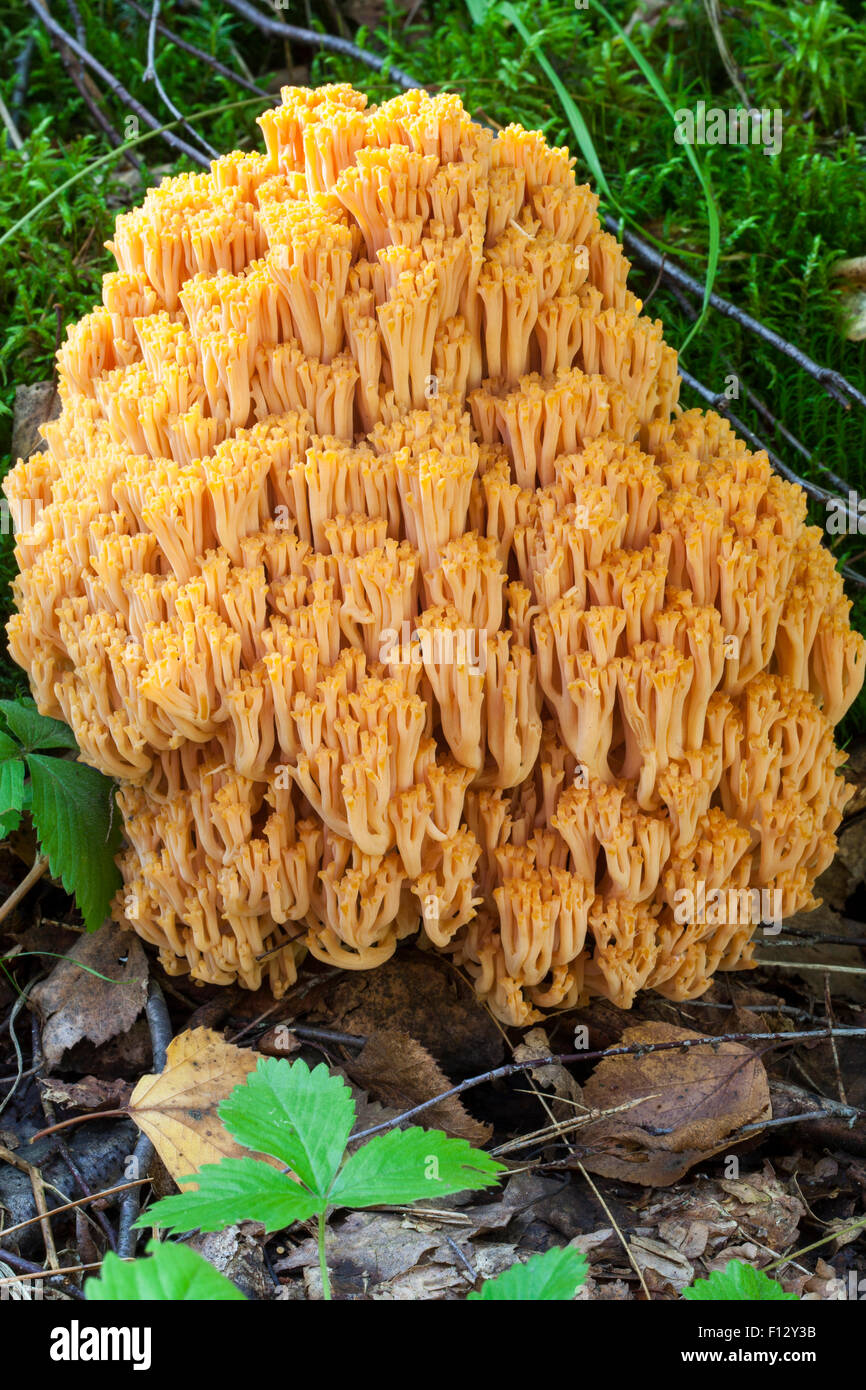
[6,83,864,1026]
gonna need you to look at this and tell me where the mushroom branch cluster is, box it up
[6,85,865,1026]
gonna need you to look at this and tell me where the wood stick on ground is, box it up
[0,1247,84,1299]
[0,1179,148,1244]
[614,216,866,412]
[28,0,210,166]
[0,855,49,930]
[221,0,422,91]
[141,0,218,158]
[116,978,171,1257]
[347,1026,866,1142]
[0,1144,60,1270]
[125,0,269,97]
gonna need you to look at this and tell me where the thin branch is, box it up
[28,0,210,166]
[125,0,269,97]
[0,1258,102,1284]
[46,4,143,171]
[0,855,49,929]
[702,0,750,107]
[141,0,219,158]
[117,979,171,1257]
[221,0,421,91]
[734,373,852,493]
[0,1248,85,1300]
[347,1026,866,1142]
[143,0,160,80]
[11,31,36,114]
[0,976,40,1118]
[755,959,866,974]
[763,1214,866,1275]
[614,216,866,411]
[0,93,26,152]
[0,1179,148,1243]
[31,1012,119,1252]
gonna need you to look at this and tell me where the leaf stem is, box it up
[317,1210,331,1301]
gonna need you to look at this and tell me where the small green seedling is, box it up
[0,697,121,928]
[88,1239,244,1300]
[684,1260,798,1301]
[469,1245,588,1301]
[135,1056,506,1299]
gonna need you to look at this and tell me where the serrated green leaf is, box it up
[468,1246,588,1301]
[136,1157,321,1235]
[684,1260,798,1301]
[0,699,78,752]
[0,730,22,763]
[87,1239,246,1301]
[26,754,122,930]
[0,757,25,837]
[219,1057,356,1196]
[330,1126,505,1208]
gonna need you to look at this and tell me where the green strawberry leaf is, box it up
[219,1057,356,1196]
[136,1157,321,1235]
[467,1246,588,1300]
[0,698,78,752]
[0,757,25,837]
[330,1126,505,1208]
[26,754,122,930]
[0,730,22,763]
[87,1239,245,1300]
[684,1260,798,1301]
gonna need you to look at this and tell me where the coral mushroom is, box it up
[6,84,865,1025]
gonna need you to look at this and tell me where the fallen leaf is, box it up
[314,951,504,1074]
[40,1075,132,1112]
[257,1025,302,1057]
[128,1028,263,1187]
[344,1027,492,1144]
[715,1164,805,1248]
[790,1257,847,1301]
[576,1022,771,1185]
[629,1234,694,1294]
[30,922,148,1068]
[513,1026,583,1123]
[276,1209,446,1284]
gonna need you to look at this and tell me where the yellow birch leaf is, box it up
[128,1027,264,1188]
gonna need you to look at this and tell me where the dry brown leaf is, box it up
[128,1027,262,1187]
[715,1164,805,1248]
[315,953,504,1074]
[344,1027,492,1144]
[513,1026,583,1123]
[30,922,149,1068]
[40,1075,132,1112]
[629,1234,694,1294]
[576,1022,771,1185]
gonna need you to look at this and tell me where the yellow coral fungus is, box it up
[6,84,864,1025]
